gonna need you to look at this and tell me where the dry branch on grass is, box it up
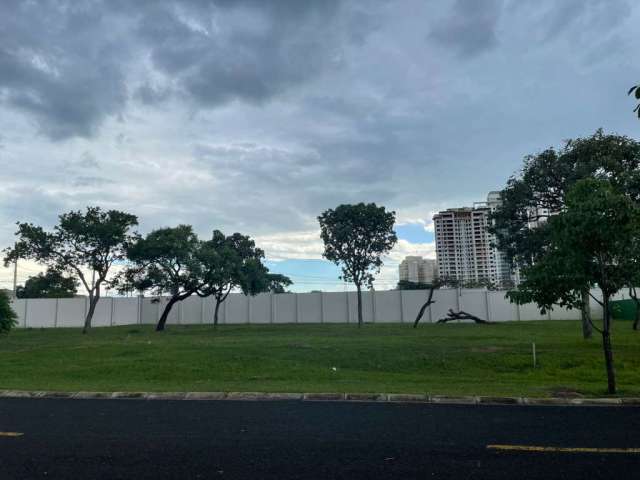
[437,309,493,324]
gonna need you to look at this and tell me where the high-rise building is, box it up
[433,192,513,286]
[398,256,438,284]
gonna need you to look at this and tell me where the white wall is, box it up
[10,288,604,328]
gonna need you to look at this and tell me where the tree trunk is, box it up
[413,285,436,328]
[156,296,179,332]
[580,288,593,339]
[634,301,639,331]
[601,296,616,394]
[213,299,222,328]
[356,284,363,328]
[82,293,99,334]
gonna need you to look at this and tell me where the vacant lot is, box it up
[1,321,639,397]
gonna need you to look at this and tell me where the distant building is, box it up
[433,191,514,286]
[398,256,438,284]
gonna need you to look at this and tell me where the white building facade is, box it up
[399,256,438,284]
[433,192,514,287]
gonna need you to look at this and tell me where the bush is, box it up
[0,291,18,334]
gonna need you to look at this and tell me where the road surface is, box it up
[0,398,638,479]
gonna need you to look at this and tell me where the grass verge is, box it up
[1,321,638,397]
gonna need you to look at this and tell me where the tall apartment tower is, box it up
[399,256,438,284]
[433,192,513,286]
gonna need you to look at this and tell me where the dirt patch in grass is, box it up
[549,386,584,398]
[471,346,502,353]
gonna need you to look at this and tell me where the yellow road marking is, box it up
[487,444,640,454]
[0,432,23,437]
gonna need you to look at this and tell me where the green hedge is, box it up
[611,299,637,321]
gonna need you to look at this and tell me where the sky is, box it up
[0,0,639,292]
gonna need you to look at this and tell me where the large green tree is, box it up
[509,179,640,394]
[16,269,78,299]
[491,130,640,337]
[0,290,18,334]
[318,203,397,327]
[121,225,202,332]
[197,231,291,327]
[4,207,138,333]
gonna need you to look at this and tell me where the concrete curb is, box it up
[0,390,637,406]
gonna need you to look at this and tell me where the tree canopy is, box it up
[508,179,640,394]
[197,230,292,326]
[121,225,202,332]
[490,130,640,338]
[4,207,138,333]
[16,269,78,299]
[318,203,397,326]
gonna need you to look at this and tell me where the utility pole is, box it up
[12,258,17,298]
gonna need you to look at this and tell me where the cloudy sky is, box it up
[1,0,639,292]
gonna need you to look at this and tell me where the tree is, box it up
[197,231,292,327]
[16,269,78,299]
[508,179,640,394]
[267,274,293,293]
[3,207,138,333]
[629,84,640,118]
[490,130,640,337]
[121,225,202,332]
[0,290,18,334]
[318,203,397,327]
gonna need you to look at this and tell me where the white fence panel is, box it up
[374,290,402,323]
[518,302,548,321]
[298,293,322,324]
[141,298,159,325]
[156,298,179,325]
[273,293,296,323]
[459,290,488,321]
[10,299,27,328]
[11,288,610,328]
[91,298,112,327]
[250,294,272,324]
[322,292,348,323]
[113,298,139,326]
[347,291,374,323]
[549,306,579,321]
[487,291,517,322]
[25,298,56,328]
[201,296,217,325]
[226,294,249,324]
[57,298,86,327]
[430,289,458,322]
[401,290,430,324]
[589,289,604,320]
[181,296,203,324]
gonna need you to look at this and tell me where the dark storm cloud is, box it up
[0,0,638,261]
[134,0,342,107]
[429,0,503,57]
[0,0,346,139]
[0,1,128,140]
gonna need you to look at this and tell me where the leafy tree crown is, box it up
[318,203,397,288]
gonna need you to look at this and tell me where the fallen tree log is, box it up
[437,309,494,324]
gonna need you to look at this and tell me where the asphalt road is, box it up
[0,398,639,479]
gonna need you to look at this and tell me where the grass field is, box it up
[1,321,639,397]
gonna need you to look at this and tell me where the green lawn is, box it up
[1,321,639,397]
